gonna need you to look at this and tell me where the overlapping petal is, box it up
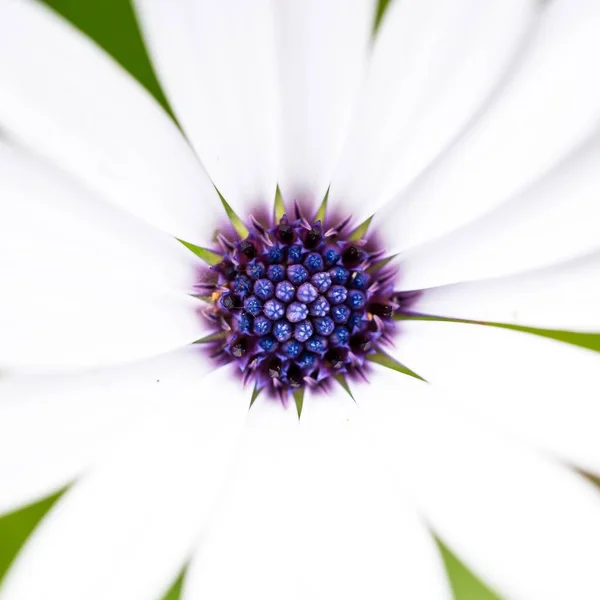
[386,320,600,475]
[0,347,212,516]
[183,398,452,600]
[134,0,279,215]
[329,0,538,223]
[0,144,207,370]
[409,252,600,332]
[0,369,247,600]
[374,0,600,252]
[396,133,600,290]
[360,374,600,600]
[0,0,221,242]
[275,0,376,208]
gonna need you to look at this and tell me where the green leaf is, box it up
[334,374,355,401]
[250,384,262,408]
[161,569,186,600]
[0,491,63,585]
[293,388,305,418]
[438,540,502,600]
[274,187,286,221]
[367,352,426,381]
[314,189,329,223]
[41,0,170,111]
[367,254,398,274]
[218,195,249,239]
[349,215,373,241]
[178,239,222,265]
[396,314,600,353]
[194,331,227,344]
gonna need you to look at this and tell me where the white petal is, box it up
[0,145,210,370]
[299,383,360,425]
[0,346,212,516]
[0,142,202,292]
[183,404,451,600]
[411,252,600,332]
[386,320,600,476]
[329,0,537,223]
[134,0,278,214]
[0,0,221,242]
[375,0,600,253]
[275,0,375,208]
[1,281,205,371]
[360,377,600,600]
[0,369,248,600]
[397,133,600,290]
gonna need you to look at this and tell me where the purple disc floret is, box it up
[199,206,410,400]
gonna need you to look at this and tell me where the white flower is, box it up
[1,0,600,599]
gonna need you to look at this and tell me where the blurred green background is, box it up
[1,0,594,598]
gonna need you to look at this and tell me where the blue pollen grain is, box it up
[201,210,403,399]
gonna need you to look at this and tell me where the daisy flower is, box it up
[2,0,600,598]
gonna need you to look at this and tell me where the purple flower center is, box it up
[199,210,402,399]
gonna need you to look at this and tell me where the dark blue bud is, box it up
[286,301,308,323]
[273,320,293,342]
[304,252,324,273]
[331,326,350,346]
[297,351,317,370]
[309,296,330,317]
[330,266,349,285]
[331,305,351,324]
[294,320,314,343]
[253,315,272,336]
[244,295,263,316]
[347,289,366,309]
[275,280,295,303]
[264,299,285,320]
[311,271,332,293]
[296,282,318,304]
[247,262,265,280]
[306,336,328,354]
[326,285,348,305]
[237,312,252,334]
[282,339,302,358]
[287,264,309,285]
[233,275,252,295]
[323,248,340,266]
[267,264,285,283]
[254,278,274,300]
[314,316,335,336]
[287,245,303,263]
[258,336,277,352]
[349,271,370,290]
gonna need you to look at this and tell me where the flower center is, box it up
[198,209,400,399]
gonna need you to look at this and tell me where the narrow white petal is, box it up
[0,143,202,292]
[0,145,209,370]
[183,406,451,600]
[0,0,221,242]
[300,383,360,425]
[0,347,212,516]
[275,0,375,208]
[1,281,205,371]
[375,0,600,252]
[0,369,248,600]
[386,320,600,476]
[411,252,600,332]
[397,134,600,290]
[329,0,537,223]
[134,0,278,214]
[360,378,600,600]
